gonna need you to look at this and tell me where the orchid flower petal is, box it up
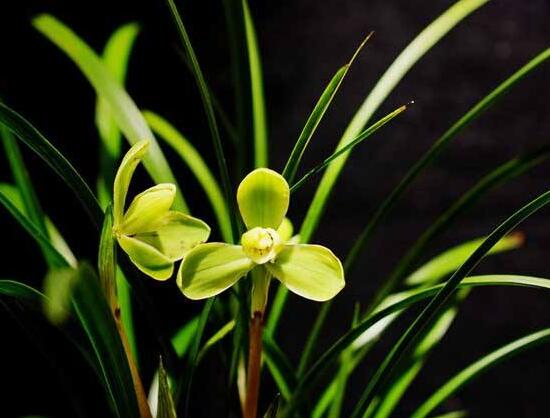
[120,183,175,234]
[237,168,289,230]
[178,243,254,300]
[266,244,345,301]
[117,234,174,280]
[113,140,149,225]
[134,211,210,261]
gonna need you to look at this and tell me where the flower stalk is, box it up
[244,310,264,418]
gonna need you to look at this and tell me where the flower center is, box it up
[241,227,283,264]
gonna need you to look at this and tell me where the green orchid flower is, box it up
[177,168,345,309]
[112,140,211,280]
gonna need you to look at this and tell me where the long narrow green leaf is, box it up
[197,319,235,363]
[157,358,177,418]
[96,22,140,208]
[268,0,490,339]
[304,232,522,415]
[221,0,248,175]
[266,104,408,338]
[290,103,409,192]
[0,183,77,267]
[281,274,550,416]
[175,297,216,417]
[346,48,550,277]
[144,110,232,241]
[0,280,45,302]
[71,263,140,418]
[98,205,116,310]
[349,189,550,417]
[0,188,67,268]
[282,33,372,183]
[300,0,489,243]
[370,306,459,418]
[405,233,524,286]
[0,280,93,418]
[171,317,199,357]
[431,412,468,418]
[0,102,102,227]
[242,0,268,167]
[1,126,48,236]
[33,14,188,213]
[2,125,61,268]
[367,144,550,311]
[96,22,140,160]
[164,0,236,241]
[263,334,297,400]
[410,328,550,418]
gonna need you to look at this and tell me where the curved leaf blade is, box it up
[410,328,550,418]
[33,14,188,213]
[0,102,102,227]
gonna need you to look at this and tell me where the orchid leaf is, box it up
[242,0,268,167]
[33,14,188,212]
[144,110,231,242]
[410,328,550,418]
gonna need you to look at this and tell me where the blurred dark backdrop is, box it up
[0,0,549,417]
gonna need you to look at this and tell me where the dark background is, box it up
[1,0,549,417]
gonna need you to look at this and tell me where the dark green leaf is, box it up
[263,334,297,400]
[0,102,102,227]
[242,0,267,167]
[349,188,550,417]
[345,48,550,277]
[157,357,177,418]
[282,33,372,183]
[282,274,550,416]
[72,262,140,418]
[165,0,237,242]
[98,204,117,310]
[410,329,550,418]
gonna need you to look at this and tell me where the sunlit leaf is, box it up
[0,102,102,226]
[410,328,550,418]
[33,14,188,212]
[97,22,140,159]
[144,110,231,241]
[405,233,524,286]
[349,188,550,417]
[300,0,490,243]
[242,0,267,167]
[282,274,550,416]
[282,33,372,183]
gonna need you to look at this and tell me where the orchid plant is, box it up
[1,1,549,418]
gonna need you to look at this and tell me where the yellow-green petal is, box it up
[266,244,345,301]
[119,183,175,234]
[178,243,254,300]
[236,168,289,230]
[117,234,174,280]
[134,211,210,261]
[113,140,149,225]
[277,217,294,242]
